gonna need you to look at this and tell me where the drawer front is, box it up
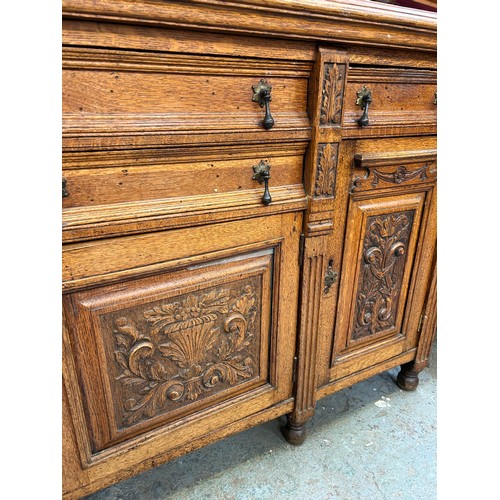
[62,143,305,209]
[343,67,437,136]
[63,213,301,459]
[62,143,307,240]
[62,47,311,150]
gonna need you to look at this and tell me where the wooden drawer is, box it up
[62,47,312,151]
[63,212,301,462]
[62,142,307,241]
[343,67,437,137]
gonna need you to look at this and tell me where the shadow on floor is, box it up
[85,341,436,500]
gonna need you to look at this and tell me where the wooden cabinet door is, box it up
[327,149,436,382]
[63,213,301,468]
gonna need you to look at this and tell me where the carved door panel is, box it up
[329,186,434,381]
[63,213,301,463]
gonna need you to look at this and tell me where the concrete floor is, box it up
[85,341,436,500]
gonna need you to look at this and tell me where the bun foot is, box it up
[282,417,307,445]
[396,362,420,391]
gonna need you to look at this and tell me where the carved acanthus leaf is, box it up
[111,283,259,427]
[315,143,338,197]
[352,211,414,341]
[320,63,346,125]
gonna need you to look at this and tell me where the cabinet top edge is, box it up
[62,0,437,52]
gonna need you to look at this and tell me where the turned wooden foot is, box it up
[396,362,421,391]
[282,415,307,445]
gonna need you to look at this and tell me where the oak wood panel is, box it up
[353,135,437,154]
[314,140,356,388]
[62,141,307,242]
[285,49,350,440]
[315,349,416,400]
[62,191,307,244]
[62,148,305,209]
[62,4,437,496]
[305,49,349,203]
[347,45,437,69]
[63,377,88,494]
[290,237,328,430]
[63,398,294,499]
[343,67,437,137]
[62,20,317,61]
[62,212,302,291]
[320,145,437,386]
[62,0,437,51]
[63,213,302,496]
[412,251,437,371]
[63,65,308,115]
[352,148,437,192]
[65,253,275,452]
[62,46,311,151]
[333,192,425,355]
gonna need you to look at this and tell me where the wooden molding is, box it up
[62,0,437,51]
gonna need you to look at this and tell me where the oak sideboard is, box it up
[62,1,437,497]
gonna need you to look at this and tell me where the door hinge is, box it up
[292,355,299,383]
[298,234,305,267]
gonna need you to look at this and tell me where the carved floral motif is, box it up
[352,163,431,192]
[320,63,346,125]
[352,211,414,340]
[371,164,428,188]
[315,143,338,197]
[111,283,259,427]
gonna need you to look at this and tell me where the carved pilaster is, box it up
[415,256,437,367]
[284,237,327,443]
[400,252,437,382]
[304,49,348,240]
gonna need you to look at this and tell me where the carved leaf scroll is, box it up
[320,63,346,125]
[110,281,259,428]
[352,163,432,193]
[315,143,338,198]
[351,210,415,341]
[371,164,428,188]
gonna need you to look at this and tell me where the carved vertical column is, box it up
[304,49,348,238]
[283,238,326,444]
[283,48,349,444]
[397,253,437,390]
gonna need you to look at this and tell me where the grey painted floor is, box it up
[85,341,436,500]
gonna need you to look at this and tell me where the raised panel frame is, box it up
[325,169,436,383]
[65,252,277,452]
[62,213,302,469]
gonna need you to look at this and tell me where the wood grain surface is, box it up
[62,1,437,497]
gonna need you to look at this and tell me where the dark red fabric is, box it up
[393,0,437,12]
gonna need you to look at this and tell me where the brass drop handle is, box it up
[252,160,272,206]
[324,259,338,293]
[252,80,275,130]
[356,86,372,127]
